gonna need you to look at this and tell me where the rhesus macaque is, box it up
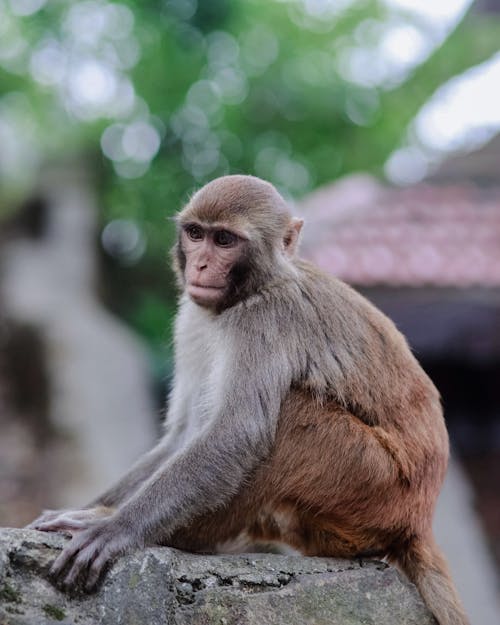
[30,175,468,625]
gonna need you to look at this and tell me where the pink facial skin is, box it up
[181,223,247,308]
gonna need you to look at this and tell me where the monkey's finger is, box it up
[85,551,109,591]
[50,537,89,578]
[26,510,60,528]
[36,519,85,532]
[26,519,42,529]
[62,546,96,588]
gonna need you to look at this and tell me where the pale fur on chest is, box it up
[170,297,229,447]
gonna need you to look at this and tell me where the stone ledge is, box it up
[0,528,434,625]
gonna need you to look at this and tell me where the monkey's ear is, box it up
[283,217,304,258]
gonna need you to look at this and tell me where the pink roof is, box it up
[299,178,500,288]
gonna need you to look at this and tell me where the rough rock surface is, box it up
[0,528,434,625]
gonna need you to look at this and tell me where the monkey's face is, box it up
[174,175,302,310]
[179,221,249,309]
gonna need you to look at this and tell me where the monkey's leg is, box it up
[164,391,401,554]
[261,390,430,558]
[166,407,396,554]
[265,391,469,625]
[165,482,262,553]
[164,388,443,564]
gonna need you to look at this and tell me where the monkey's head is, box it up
[173,175,304,311]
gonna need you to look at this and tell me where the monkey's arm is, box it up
[89,423,185,508]
[28,441,179,531]
[30,380,190,530]
[50,335,289,589]
[88,373,197,508]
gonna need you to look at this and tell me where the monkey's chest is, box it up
[177,345,224,443]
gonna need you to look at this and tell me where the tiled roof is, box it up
[299,177,500,288]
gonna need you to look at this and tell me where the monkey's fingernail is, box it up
[85,579,96,593]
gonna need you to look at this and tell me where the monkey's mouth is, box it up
[189,282,224,290]
[187,283,225,300]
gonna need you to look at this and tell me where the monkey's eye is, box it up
[214,230,237,247]
[185,225,204,241]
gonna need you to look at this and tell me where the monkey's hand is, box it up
[27,506,115,534]
[49,515,143,591]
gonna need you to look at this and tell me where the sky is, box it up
[382,0,500,183]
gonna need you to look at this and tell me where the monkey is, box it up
[29,174,469,625]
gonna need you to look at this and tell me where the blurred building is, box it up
[298,150,500,570]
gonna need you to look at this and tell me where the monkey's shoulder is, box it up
[221,259,409,367]
[294,260,400,332]
[295,259,379,304]
[222,259,401,343]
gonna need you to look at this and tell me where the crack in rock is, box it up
[0,528,435,625]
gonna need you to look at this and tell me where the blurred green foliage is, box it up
[0,0,499,358]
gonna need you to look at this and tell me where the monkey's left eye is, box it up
[214,230,237,247]
[185,225,204,241]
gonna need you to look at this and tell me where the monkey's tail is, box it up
[396,535,470,625]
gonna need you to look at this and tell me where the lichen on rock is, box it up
[0,527,434,625]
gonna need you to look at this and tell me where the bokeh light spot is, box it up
[122,121,161,163]
[101,219,146,264]
[8,0,46,17]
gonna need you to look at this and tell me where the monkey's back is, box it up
[290,261,440,414]
[277,259,449,517]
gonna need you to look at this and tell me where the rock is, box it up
[0,528,434,625]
